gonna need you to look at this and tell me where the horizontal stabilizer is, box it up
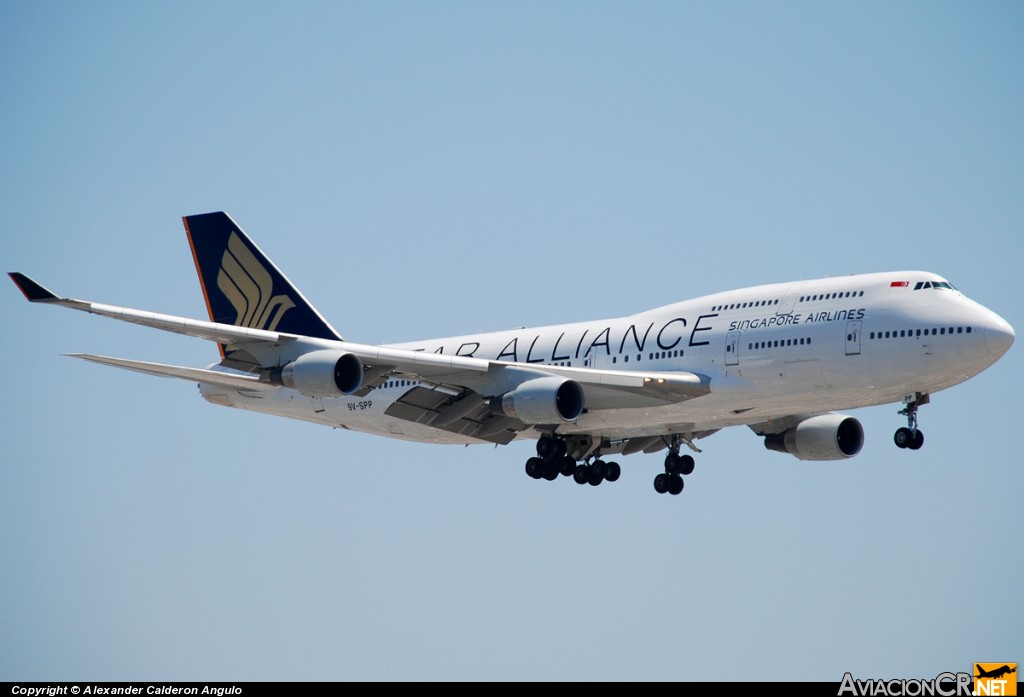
[68,354,279,391]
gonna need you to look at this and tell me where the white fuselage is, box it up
[200,271,1014,447]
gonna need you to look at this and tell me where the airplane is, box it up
[976,665,1016,680]
[9,212,1016,497]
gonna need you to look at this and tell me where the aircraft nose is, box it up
[984,313,1015,358]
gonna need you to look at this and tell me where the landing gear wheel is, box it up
[605,461,621,482]
[573,465,589,485]
[536,437,558,460]
[591,459,608,481]
[559,456,576,477]
[678,454,695,476]
[894,427,912,449]
[667,474,684,496]
[587,467,603,486]
[664,452,680,475]
[525,457,543,479]
[542,461,559,481]
[909,430,924,450]
[653,473,669,494]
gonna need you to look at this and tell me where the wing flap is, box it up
[384,385,518,445]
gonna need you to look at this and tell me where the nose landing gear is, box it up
[894,393,928,450]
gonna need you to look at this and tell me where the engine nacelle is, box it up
[498,377,585,424]
[276,350,364,397]
[763,414,864,461]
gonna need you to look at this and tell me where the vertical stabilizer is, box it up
[183,212,343,349]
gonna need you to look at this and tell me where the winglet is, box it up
[8,272,60,302]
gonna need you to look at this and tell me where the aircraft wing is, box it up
[67,354,278,392]
[335,339,709,405]
[10,273,711,436]
[8,272,287,347]
[498,363,708,407]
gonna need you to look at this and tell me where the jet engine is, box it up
[274,350,364,396]
[498,377,585,424]
[763,414,864,461]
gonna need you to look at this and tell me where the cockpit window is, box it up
[914,280,957,291]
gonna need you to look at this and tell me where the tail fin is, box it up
[183,212,343,345]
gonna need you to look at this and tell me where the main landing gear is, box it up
[524,436,621,487]
[653,436,696,496]
[894,393,928,450]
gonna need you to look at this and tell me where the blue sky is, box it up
[2,1,1021,681]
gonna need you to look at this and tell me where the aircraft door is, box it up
[583,346,610,369]
[725,331,740,366]
[845,320,862,356]
[777,283,806,316]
